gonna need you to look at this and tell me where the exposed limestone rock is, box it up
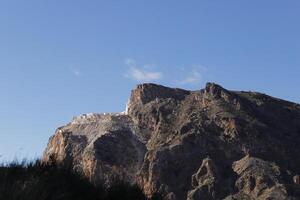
[225,156,290,200]
[43,114,146,184]
[43,83,300,199]
[187,158,221,200]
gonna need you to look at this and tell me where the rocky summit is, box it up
[43,83,300,200]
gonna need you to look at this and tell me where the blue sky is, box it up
[0,0,299,161]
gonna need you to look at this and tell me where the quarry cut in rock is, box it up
[43,83,300,200]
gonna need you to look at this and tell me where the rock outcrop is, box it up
[43,83,300,199]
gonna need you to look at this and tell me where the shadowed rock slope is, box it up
[43,83,300,200]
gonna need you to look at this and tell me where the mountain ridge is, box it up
[43,82,300,200]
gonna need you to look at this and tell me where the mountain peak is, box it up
[43,83,300,200]
[204,82,229,97]
[125,83,190,115]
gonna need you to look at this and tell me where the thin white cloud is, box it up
[179,70,202,84]
[125,58,137,66]
[178,66,207,85]
[71,68,81,77]
[124,58,162,82]
[126,67,162,81]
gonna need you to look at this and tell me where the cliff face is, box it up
[43,83,300,200]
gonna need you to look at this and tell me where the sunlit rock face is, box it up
[43,113,146,184]
[43,83,300,200]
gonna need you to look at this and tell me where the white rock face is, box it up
[70,112,126,125]
[43,111,146,185]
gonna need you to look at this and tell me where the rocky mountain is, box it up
[43,83,300,200]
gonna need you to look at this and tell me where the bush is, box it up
[0,159,162,200]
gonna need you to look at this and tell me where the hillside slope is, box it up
[43,83,300,200]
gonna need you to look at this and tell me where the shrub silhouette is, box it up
[0,159,162,200]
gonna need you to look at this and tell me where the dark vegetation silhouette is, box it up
[0,159,162,200]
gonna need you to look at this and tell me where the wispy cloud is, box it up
[177,66,207,85]
[179,70,202,84]
[126,67,162,81]
[124,59,209,86]
[71,68,81,77]
[124,58,162,82]
[125,58,137,66]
